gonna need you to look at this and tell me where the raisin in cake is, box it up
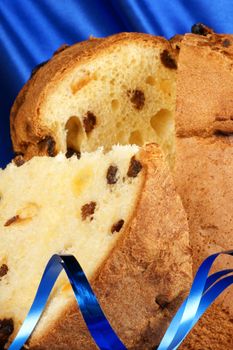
[11,28,233,349]
[0,144,192,349]
[10,32,177,166]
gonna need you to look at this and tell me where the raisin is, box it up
[30,60,48,78]
[127,156,143,178]
[83,112,96,133]
[4,215,20,227]
[222,39,231,47]
[191,23,212,36]
[0,264,8,278]
[38,136,56,157]
[111,219,124,233]
[0,318,14,349]
[106,165,118,184]
[128,90,145,110]
[215,115,229,121]
[25,122,32,134]
[214,130,233,137]
[155,295,170,309]
[13,154,25,167]
[46,137,56,157]
[160,50,177,69]
[53,44,69,56]
[65,148,81,159]
[81,202,96,221]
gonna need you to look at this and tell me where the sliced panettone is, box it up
[10,32,177,166]
[0,144,192,349]
[10,27,233,349]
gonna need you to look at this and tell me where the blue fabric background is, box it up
[1,0,233,167]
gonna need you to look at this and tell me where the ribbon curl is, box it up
[8,251,233,350]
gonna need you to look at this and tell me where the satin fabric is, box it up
[1,0,233,167]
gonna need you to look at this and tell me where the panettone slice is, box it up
[10,33,177,166]
[0,144,191,349]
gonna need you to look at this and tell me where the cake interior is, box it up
[0,145,144,341]
[41,42,176,166]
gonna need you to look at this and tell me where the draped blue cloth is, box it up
[1,0,233,167]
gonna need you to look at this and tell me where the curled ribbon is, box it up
[8,251,233,350]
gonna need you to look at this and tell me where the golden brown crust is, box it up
[181,303,233,350]
[29,144,192,349]
[169,34,183,51]
[175,137,233,271]
[10,37,103,159]
[176,32,233,138]
[175,137,233,350]
[10,33,171,160]
[175,31,233,350]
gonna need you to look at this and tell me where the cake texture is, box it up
[175,29,233,349]
[10,28,233,349]
[10,32,177,166]
[0,144,192,349]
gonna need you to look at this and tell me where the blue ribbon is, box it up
[8,251,233,350]
[158,251,233,350]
